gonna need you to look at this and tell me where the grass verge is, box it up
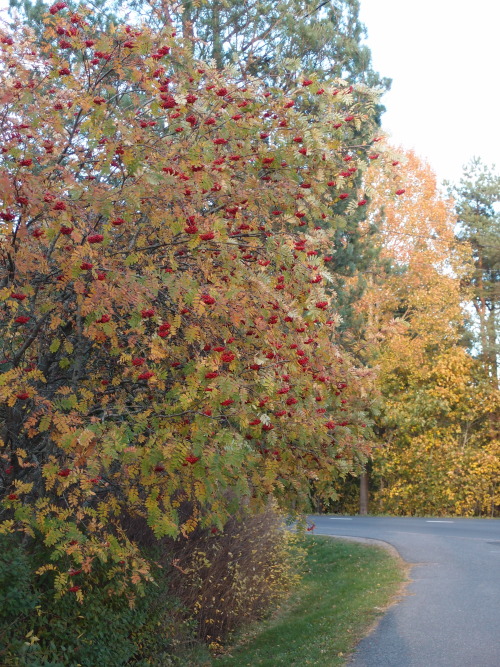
[211,535,407,667]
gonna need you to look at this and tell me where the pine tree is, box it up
[449,158,500,385]
[8,0,389,93]
[177,0,389,90]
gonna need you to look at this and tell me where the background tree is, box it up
[449,158,500,385]
[8,0,390,90]
[331,150,500,516]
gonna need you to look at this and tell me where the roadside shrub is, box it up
[0,534,193,667]
[0,514,304,664]
[170,508,306,651]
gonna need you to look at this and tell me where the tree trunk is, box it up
[359,472,369,515]
[182,1,194,45]
[486,305,498,385]
[212,2,224,70]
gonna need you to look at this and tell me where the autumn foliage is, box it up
[351,150,500,516]
[0,5,389,595]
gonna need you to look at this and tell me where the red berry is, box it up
[201,294,215,305]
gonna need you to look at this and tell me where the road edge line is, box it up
[313,533,413,664]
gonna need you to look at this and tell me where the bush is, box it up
[1,511,304,664]
[169,508,306,651]
[0,534,194,667]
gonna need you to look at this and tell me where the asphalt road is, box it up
[310,515,500,667]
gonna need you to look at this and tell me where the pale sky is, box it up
[359,0,500,185]
[1,0,498,186]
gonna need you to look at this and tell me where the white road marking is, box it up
[329,517,353,520]
[426,520,454,523]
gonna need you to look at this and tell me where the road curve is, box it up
[310,515,500,667]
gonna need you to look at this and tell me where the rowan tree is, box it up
[0,4,384,595]
[7,0,391,370]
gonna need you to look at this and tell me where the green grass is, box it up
[210,535,407,667]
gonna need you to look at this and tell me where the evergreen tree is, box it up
[449,158,500,385]
[8,0,390,94]
[178,1,388,91]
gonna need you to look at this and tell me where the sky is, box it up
[1,0,498,187]
[359,0,500,186]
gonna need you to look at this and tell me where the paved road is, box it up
[310,515,500,667]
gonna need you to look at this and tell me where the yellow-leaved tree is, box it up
[346,149,500,516]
